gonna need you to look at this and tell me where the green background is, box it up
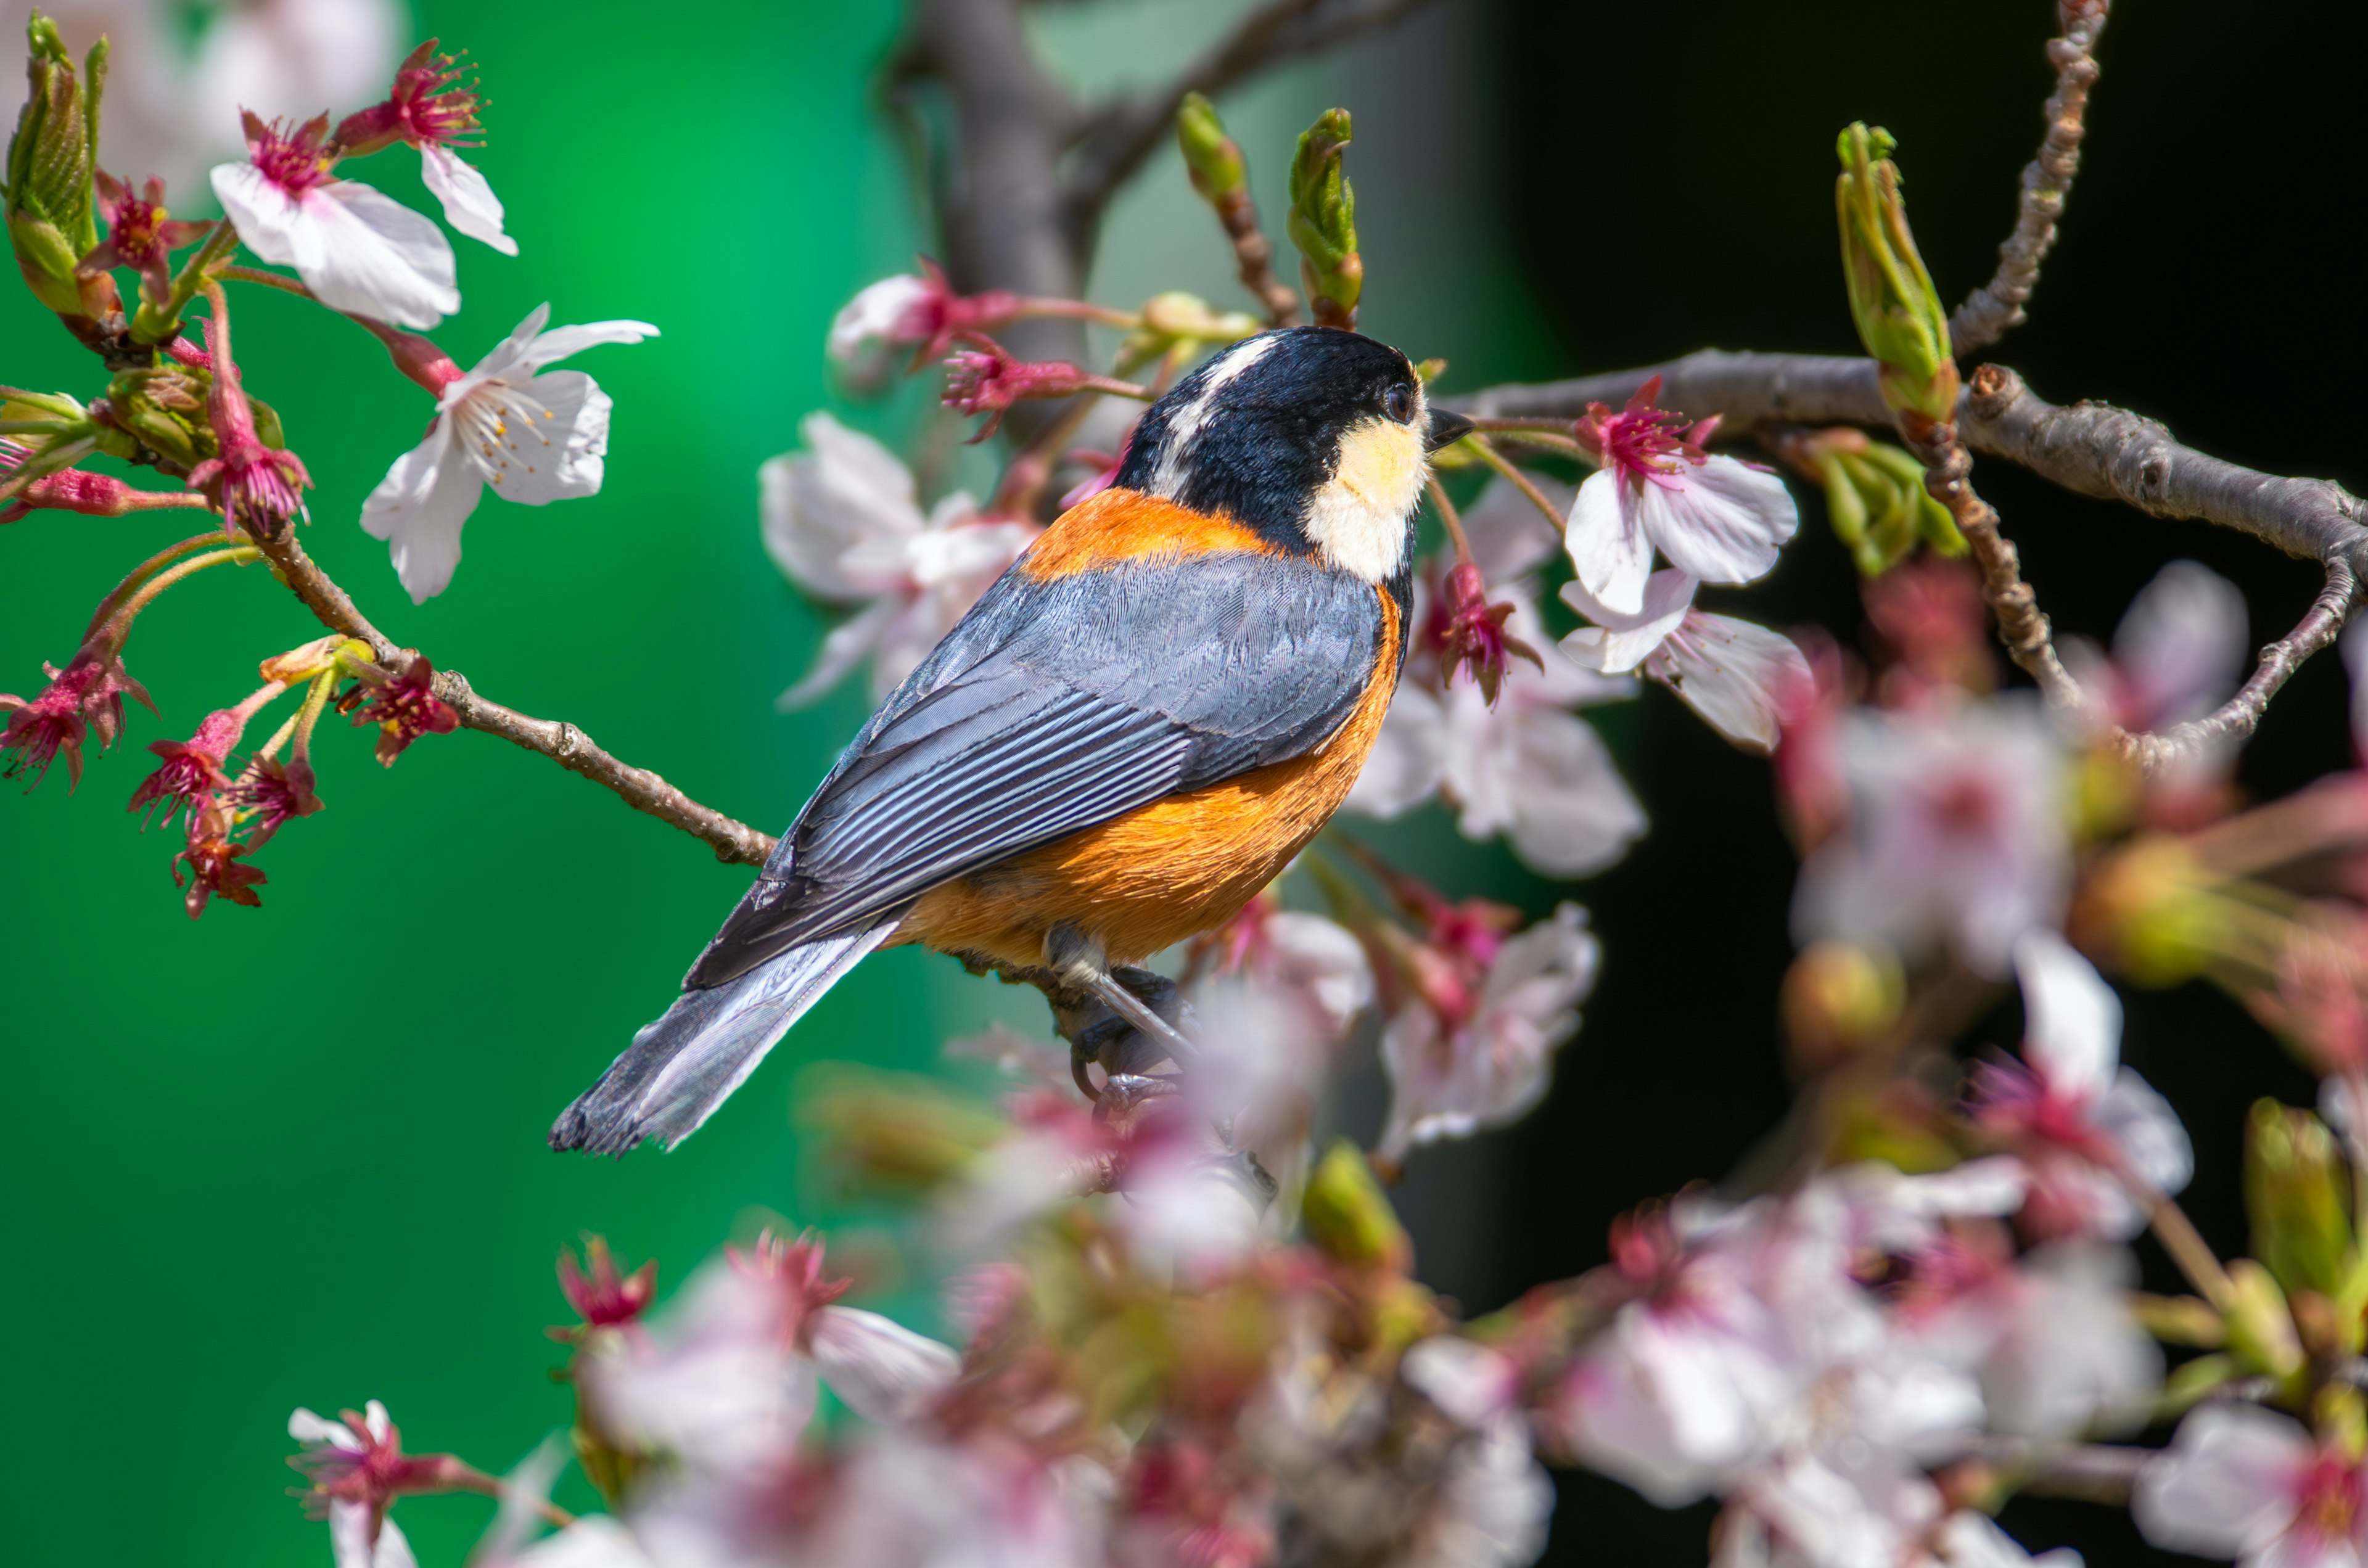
[0,4,1555,1562]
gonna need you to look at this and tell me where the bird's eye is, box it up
[1384,383,1414,424]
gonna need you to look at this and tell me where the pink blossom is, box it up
[126,705,249,828]
[1791,696,2071,975]
[186,313,313,534]
[2136,1403,2368,1568]
[334,39,516,255]
[1971,933,2192,1241]
[1565,377,1799,617]
[762,414,1038,707]
[83,171,214,303]
[1562,567,1811,753]
[828,261,1021,392]
[287,1400,477,1568]
[940,334,1098,441]
[211,111,458,329]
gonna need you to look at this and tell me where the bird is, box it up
[550,326,1476,1155]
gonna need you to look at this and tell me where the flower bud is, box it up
[1175,92,1244,202]
[2222,1257,2306,1384]
[1835,124,1959,427]
[1125,290,1260,363]
[1288,109,1360,328]
[1787,427,1963,575]
[1782,940,1905,1072]
[1302,1139,1410,1273]
[2245,1100,2354,1301]
[794,1066,1008,1198]
[6,15,105,317]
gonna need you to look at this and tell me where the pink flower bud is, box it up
[127,707,250,828]
[554,1236,659,1339]
[1428,559,1542,707]
[942,334,1093,441]
[185,317,312,534]
[351,656,459,766]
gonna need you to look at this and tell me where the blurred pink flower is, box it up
[2136,1403,2368,1568]
[287,1400,475,1568]
[1562,567,1810,753]
[763,414,1038,707]
[828,261,1021,393]
[1564,377,1798,617]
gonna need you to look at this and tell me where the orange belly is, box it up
[895,588,1401,970]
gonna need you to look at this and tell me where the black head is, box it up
[1112,327,1466,585]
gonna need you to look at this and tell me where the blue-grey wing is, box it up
[684,549,1383,985]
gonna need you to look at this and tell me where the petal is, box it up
[2098,1069,2195,1196]
[775,596,903,710]
[372,1517,417,1568]
[517,321,661,376]
[1650,611,1810,753]
[760,413,927,601]
[487,372,609,506]
[302,183,459,329]
[2013,932,2122,1094]
[329,1501,384,1568]
[365,442,485,604]
[1500,707,1647,877]
[1565,469,1655,617]
[2115,561,2248,728]
[1344,682,1447,817]
[360,429,453,538]
[2134,1403,2315,1558]
[808,1306,961,1427]
[1560,569,1697,675]
[1638,456,1798,586]
[210,163,306,265]
[468,305,555,385]
[419,145,517,255]
[1462,472,1570,583]
[289,1406,357,1448]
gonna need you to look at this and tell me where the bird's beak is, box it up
[1424,408,1476,453]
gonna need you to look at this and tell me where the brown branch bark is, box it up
[1451,353,2368,769]
[1949,0,2111,355]
[242,524,778,866]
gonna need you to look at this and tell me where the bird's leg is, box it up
[1045,926,1202,1068]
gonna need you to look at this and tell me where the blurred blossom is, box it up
[1931,1512,2084,1568]
[1562,567,1811,753]
[1564,377,1799,617]
[1972,933,2192,1241]
[2065,560,2249,796]
[360,304,657,603]
[828,261,1021,393]
[212,110,458,329]
[763,413,1039,708]
[2342,617,2368,758]
[287,1400,475,1568]
[2134,1402,2368,1568]
[1349,479,1646,877]
[807,1303,962,1428]
[1791,696,2070,975]
[1863,557,1994,707]
[1379,901,1599,1164]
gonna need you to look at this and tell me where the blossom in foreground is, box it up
[1561,567,1810,753]
[82,171,213,305]
[211,111,458,329]
[334,39,516,254]
[762,413,1039,706]
[828,261,1020,391]
[127,706,249,827]
[1564,377,1799,617]
[1791,696,2070,975]
[2134,1402,2368,1568]
[1378,900,1600,1162]
[361,306,655,601]
[1348,480,1646,877]
[1972,933,2193,1240]
[288,1400,473,1568]
[352,657,459,765]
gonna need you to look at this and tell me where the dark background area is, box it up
[1473,1,2365,1562]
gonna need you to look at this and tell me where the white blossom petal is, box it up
[361,424,485,604]
[2134,1403,2316,1561]
[1345,683,1446,817]
[329,1502,414,1568]
[517,320,662,377]
[210,162,308,263]
[289,1406,362,1449]
[1262,911,1376,1036]
[2013,932,2123,1096]
[808,1305,961,1427]
[1638,456,1799,587]
[508,1517,657,1568]
[1935,1511,2084,1568]
[829,274,935,391]
[1444,694,1645,877]
[1978,1245,2161,1439]
[776,595,905,711]
[760,413,928,601]
[484,371,610,506]
[2115,561,2247,729]
[1462,473,1569,584]
[1650,612,1809,753]
[300,183,460,329]
[1566,469,1656,617]
[2095,1069,2195,1197]
[1561,569,1696,675]
[419,144,517,255]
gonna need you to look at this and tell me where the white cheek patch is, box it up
[1303,415,1424,583]
[1146,332,1281,499]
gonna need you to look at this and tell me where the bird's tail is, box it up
[549,919,899,1155]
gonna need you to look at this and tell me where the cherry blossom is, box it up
[1347,478,1646,877]
[211,110,458,329]
[1791,696,2071,975]
[334,39,516,255]
[1565,377,1799,617]
[2134,1403,2368,1568]
[1971,933,2193,1241]
[1563,568,1811,753]
[1378,901,1600,1163]
[828,261,1020,392]
[287,1400,476,1568]
[360,305,657,602]
[2076,560,2249,732]
[762,413,1039,707]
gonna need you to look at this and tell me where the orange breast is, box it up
[897,585,1401,971]
[1014,486,1279,579]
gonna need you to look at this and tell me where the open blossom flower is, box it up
[1971,932,2192,1241]
[1,648,150,789]
[289,1400,478,1568]
[1565,377,1798,617]
[1563,568,1811,753]
[1791,695,2071,975]
[187,317,313,535]
[1379,900,1600,1163]
[2075,560,2249,733]
[762,413,1039,707]
[334,39,516,255]
[173,808,269,917]
[1347,478,1646,877]
[81,171,213,303]
[361,305,656,602]
[829,260,1021,391]
[127,706,250,827]
[352,657,458,766]
[222,753,323,847]
[212,110,458,329]
[2134,1403,2368,1568]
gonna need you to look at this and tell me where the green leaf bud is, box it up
[6,13,105,316]
[1301,1139,1409,1271]
[2222,1257,2306,1384]
[1288,109,1360,327]
[2246,1100,2355,1300]
[1835,124,1959,426]
[1175,92,1244,203]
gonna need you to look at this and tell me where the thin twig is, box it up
[1949,1,2111,355]
[1465,437,1569,533]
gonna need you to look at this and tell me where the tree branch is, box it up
[1451,352,2368,768]
[1059,0,1442,250]
[1949,0,2111,355]
[240,523,778,867]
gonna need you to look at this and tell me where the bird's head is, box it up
[1112,326,1474,585]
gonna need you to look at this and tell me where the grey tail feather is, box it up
[549,918,900,1156]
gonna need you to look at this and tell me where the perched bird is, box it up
[551,327,1474,1154]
